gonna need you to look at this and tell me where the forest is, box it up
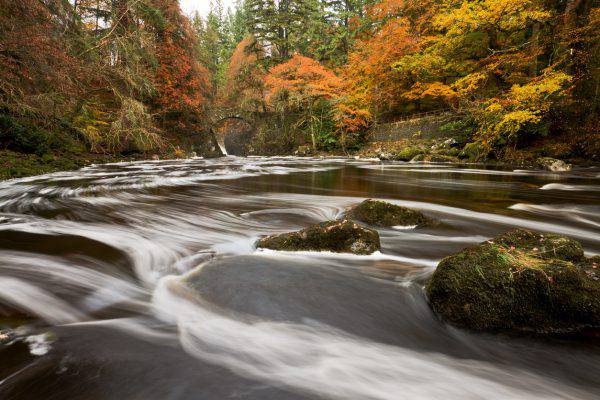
[0,0,598,178]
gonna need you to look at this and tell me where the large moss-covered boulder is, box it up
[346,199,432,228]
[426,229,600,334]
[257,219,380,255]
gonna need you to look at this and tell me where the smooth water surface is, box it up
[0,157,599,399]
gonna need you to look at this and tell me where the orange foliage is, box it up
[222,35,266,112]
[152,0,211,116]
[264,54,342,110]
[340,16,419,122]
[403,82,458,105]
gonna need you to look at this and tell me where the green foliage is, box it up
[308,101,338,151]
[459,141,488,161]
[0,113,51,155]
[108,98,164,153]
[440,117,477,144]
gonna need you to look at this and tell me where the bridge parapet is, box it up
[206,107,256,126]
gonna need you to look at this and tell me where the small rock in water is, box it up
[0,329,14,345]
[378,152,392,161]
[346,199,432,228]
[537,157,572,172]
[257,219,380,255]
[426,228,600,335]
[295,145,313,157]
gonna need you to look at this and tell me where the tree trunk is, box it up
[309,102,316,151]
[529,21,541,77]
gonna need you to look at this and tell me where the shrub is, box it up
[0,113,51,155]
[108,98,165,153]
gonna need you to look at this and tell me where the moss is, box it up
[346,199,432,227]
[410,153,426,162]
[491,229,584,262]
[459,142,487,161]
[395,146,425,161]
[425,154,460,163]
[257,219,381,255]
[426,229,600,334]
[0,150,145,181]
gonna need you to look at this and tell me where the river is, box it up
[0,157,599,399]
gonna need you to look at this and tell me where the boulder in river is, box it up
[346,199,432,228]
[257,219,380,255]
[536,157,572,172]
[426,229,600,335]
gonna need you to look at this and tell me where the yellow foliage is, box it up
[434,0,550,35]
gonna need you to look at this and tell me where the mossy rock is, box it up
[257,219,380,255]
[409,153,426,162]
[426,154,460,163]
[459,142,487,161]
[346,199,432,228]
[395,146,425,161]
[426,229,600,335]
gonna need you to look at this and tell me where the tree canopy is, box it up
[1,0,597,157]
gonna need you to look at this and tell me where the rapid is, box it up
[0,156,599,399]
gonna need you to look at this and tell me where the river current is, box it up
[0,157,599,399]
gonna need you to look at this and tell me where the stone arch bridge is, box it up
[206,107,257,156]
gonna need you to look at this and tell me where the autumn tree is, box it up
[339,1,422,125]
[264,54,342,149]
[152,0,212,117]
[222,35,267,112]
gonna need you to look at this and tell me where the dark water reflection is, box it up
[0,157,599,399]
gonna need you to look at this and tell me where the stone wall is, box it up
[369,113,460,142]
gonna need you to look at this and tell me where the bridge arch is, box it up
[211,115,255,156]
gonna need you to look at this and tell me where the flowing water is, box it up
[0,157,599,400]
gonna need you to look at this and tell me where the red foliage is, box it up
[152,0,211,116]
[0,0,84,106]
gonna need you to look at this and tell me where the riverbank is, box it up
[354,133,600,169]
[0,150,148,181]
[0,147,208,181]
[3,130,598,182]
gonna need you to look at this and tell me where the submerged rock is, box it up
[537,157,572,172]
[257,219,380,255]
[426,229,600,335]
[346,199,432,228]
